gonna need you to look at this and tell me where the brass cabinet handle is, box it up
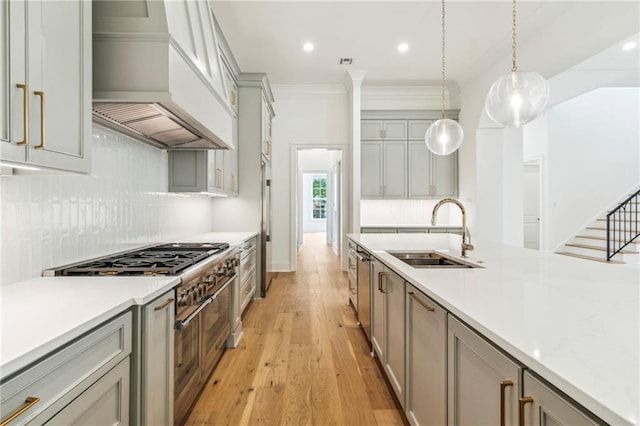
[230,90,236,106]
[519,396,534,426]
[33,91,45,149]
[154,298,174,311]
[1,397,40,426]
[500,380,514,426]
[15,84,28,146]
[378,271,387,293]
[408,291,435,312]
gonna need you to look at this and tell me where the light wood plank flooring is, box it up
[185,233,404,425]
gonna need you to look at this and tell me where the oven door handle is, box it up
[175,297,212,330]
[211,273,237,300]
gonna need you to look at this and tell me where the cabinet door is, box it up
[383,120,407,140]
[370,257,385,361]
[48,357,130,426]
[448,315,521,426]
[361,120,383,140]
[224,115,238,194]
[521,372,601,426]
[169,150,207,193]
[433,151,458,197]
[361,141,383,198]
[383,268,405,407]
[406,285,447,426]
[141,291,175,426]
[408,120,432,141]
[383,141,407,198]
[408,141,432,198]
[25,0,91,173]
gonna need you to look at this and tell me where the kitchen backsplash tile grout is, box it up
[0,125,214,286]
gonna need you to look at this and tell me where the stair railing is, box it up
[607,188,640,261]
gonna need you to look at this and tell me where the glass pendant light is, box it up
[484,0,549,127]
[425,0,463,156]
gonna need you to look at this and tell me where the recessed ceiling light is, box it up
[622,41,637,51]
[303,42,314,52]
[398,43,409,53]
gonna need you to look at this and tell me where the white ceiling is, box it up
[212,1,640,87]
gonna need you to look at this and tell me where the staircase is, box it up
[556,189,640,264]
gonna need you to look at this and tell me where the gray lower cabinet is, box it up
[239,236,258,314]
[141,291,175,426]
[47,357,130,426]
[0,312,132,425]
[521,372,602,426]
[371,257,406,407]
[405,285,447,426]
[448,315,522,426]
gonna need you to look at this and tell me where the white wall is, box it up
[271,85,350,271]
[543,88,640,250]
[302,173,326,233]
[0,125,213,285]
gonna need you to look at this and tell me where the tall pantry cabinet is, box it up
[1,0,91,173]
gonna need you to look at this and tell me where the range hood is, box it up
[92,0,233,150]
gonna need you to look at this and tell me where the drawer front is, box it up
[241,237,257,258]
[240,251,257,284]
[240,270,257,313]
[0,312,132,425]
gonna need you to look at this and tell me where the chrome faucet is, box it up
[431,198,474,257]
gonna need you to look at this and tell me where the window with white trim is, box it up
[312,176,327,219]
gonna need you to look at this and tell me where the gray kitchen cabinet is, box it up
[0,0,91,173]
[408,120,432,140]
[408,140,458,198]
[239,236,258,314]
[448,315,522,426]
[361,120,407,140]
[361,140,407,199]
[405,284,447,426]
[140,291,175,426]
[361,141,383,198]
[46,357,130,426]
[521,372,602,426]
[371,257,406,407]
[261,94,274,163]
[0,312,132,425]
[168,147,238,196]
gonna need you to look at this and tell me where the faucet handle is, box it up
[462,243,474,251]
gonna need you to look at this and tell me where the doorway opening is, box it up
[292,146,345,269]
[523,159,541,250]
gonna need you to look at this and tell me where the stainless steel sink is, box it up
[387,251,480,269]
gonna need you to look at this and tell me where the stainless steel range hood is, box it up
[92,0,234,150]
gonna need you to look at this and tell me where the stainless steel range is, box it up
[44,241,240,426]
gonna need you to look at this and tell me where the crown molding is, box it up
[361,85,455,110]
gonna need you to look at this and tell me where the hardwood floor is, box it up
[185,233,405,425]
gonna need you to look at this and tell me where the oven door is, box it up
[201,278,232,378]
[174,301,208,426]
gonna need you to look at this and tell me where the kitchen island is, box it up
[348,232,639,426]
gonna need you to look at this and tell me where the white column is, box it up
[345,70,367,236]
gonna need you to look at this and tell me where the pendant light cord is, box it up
[511,0,517,72]
[441,0,446,119]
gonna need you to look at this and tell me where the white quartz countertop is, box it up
[0,231,258,379]
[347,233,640,425]
[0,276,180,378]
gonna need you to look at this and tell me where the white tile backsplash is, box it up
[0,125,213,285]
[360,199,461,226]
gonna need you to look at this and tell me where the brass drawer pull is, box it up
[154,298,175,311]
[378,271,387,293]
[408,291,435,312]
[15,84,28,146]
[1,396,40,425]
[33,91,45,149]
[519,396,534,426]
[500,380,514,426]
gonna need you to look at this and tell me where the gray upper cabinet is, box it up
[361,140,407,199]
[1,0,91,173]
[521,372,602,426]
[362,118,457,200]
[361,120,407,140]
[362,141,384,198]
